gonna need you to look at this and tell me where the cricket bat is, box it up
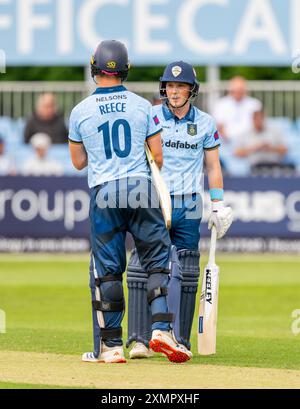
[198,226,219,355]
[145,142,172,229]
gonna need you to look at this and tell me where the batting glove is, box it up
[208,201,233,239]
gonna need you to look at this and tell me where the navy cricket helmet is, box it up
[159,61,199,99]
[91,40,130,82]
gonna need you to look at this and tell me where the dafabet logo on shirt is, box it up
[163,140,198,150]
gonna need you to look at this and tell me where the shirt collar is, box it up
[162,102,195,123]
[93,85,127,95]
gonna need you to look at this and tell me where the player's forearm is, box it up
[152,152,163,169]
[207,162,223,193]
[74,156,88,170]
[69,143,88,170]
[146,133,164,169]
[71,153,88,170]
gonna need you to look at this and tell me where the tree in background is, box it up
[0,66,297,82]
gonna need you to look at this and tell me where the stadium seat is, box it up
[47,144,77,175]
[222,156,251,177]
[14,118,26,142]
[219,140,251,177]
[285,130,299,146]
[0,117,15,141]
[13,145,32,172]
[267,117,294,133]
[296,118,300,133]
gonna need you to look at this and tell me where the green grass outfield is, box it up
[0,253,300,389]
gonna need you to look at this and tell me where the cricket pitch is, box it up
[0,351,300,389]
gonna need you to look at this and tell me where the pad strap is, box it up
[95,275,123,286]
[92,299,125,312]
[101,327,122,340]
[147,287,168,304]
[152,313,173,324]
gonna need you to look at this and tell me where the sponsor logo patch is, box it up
[163,140,198,150]
[214,131,220,141]
[205,269,212,304]
[153,115,160,125]
[107,61,117,69]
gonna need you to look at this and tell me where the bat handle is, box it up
[208,226,217,265]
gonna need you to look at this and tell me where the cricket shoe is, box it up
[149,330,192,363]
[129,342,154,359]
[82,344,126,364]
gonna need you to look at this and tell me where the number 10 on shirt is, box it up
[98,119,132,159]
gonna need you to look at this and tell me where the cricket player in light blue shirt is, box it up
[127,61,233,359]
[69,42,192,364]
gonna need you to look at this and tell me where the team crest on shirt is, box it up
[187,123,197,136]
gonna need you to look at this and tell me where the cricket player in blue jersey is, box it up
[68,41,192,364]
[127,61,233,359]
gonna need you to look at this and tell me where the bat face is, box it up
[202,265,219,317]
[198,267,213,334]
[198,263,220,355]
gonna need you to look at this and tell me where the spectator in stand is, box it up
[0,136,17,176]
[24,93,68,144]
[21,133,63,176]
[234,109,288,173]
[213,76,262,142]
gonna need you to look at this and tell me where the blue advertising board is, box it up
[202,177,300,238]
[0,0,299,66]
[1,176,300,241]
[0,176,90,238]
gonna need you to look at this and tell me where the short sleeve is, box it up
[146,104,162,139]
[204,117,221,150]
[68,107,82,143]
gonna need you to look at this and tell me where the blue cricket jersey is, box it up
[69,85,162,188]
[153,103,220,195]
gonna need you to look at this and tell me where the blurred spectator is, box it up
[21,133,64,176]
[213,76,262,142]
[152,93,162,106]
[0,136,17,176]
[234,110,289,174]
[24,93,68,144]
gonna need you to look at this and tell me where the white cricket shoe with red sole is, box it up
[149,330,192,363]
[129,342,154,359]
[82,344,126,363]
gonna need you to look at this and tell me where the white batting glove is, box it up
[208,201,233,239]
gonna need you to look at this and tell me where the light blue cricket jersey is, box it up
[69,85,162,188]
[153,103,220,195]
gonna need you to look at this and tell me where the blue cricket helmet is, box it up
[160,61,199,99]
[91,40,130,81]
